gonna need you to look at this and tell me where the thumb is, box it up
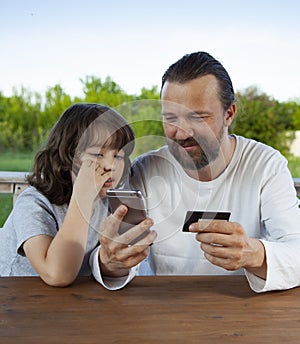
[100,205,128,238]
[113,205,128,221]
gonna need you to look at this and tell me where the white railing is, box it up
[0,171,29,204]
[1,171,300,204]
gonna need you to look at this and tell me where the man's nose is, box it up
[174,120,194,140]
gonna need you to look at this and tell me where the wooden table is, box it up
[1,276,300,343]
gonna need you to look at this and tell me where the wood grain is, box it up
[0,276,299,343]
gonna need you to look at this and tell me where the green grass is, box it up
[288,156,300,178]
[0,151,300,227]
[0,150,34,171]
[0,194,13,226]
[0,150,34,227]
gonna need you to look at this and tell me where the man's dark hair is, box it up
[161,52,235,111]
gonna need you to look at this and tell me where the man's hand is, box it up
[99,205,157,278]
[189,220,267,279]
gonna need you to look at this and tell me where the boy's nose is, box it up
[101,157,115,171]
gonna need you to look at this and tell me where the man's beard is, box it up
[167,125,225,171]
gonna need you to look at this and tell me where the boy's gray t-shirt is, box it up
[0,186,108,276]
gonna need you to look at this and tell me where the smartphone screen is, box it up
[106,189,149,243]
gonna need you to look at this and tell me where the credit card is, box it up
[182,211,231,232]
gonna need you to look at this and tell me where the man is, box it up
[91,52,300,292]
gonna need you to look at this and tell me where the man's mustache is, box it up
[171,138,200,148]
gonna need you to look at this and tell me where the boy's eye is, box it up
[90,152,103,158]
[115,154,124,161]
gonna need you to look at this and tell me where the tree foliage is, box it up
[0,87,43,151]
[80,76,133,106]
[0,79,299,158]
[231,87,299,155]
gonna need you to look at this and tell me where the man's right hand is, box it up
[98,205,157,277]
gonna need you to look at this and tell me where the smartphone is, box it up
[106,189,149,243]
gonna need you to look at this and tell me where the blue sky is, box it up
[1,0,300,101]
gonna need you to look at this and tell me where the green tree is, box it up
[0,87,42,151]
[284,100,300,130]
[81,76,133,106]
[135,86,160,100]
[232,87,293,155]
[38,84,73,146]
[2,77,298,158]
[117,96,164,157]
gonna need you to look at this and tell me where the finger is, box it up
[94,170,111,187]
[100,170,111,177]
[201,242,230,258]
[79,159,110,179]
[80,156,96,166]
[100,205,128,238]
[122,233,156,256]
[121,251,150,269]
[109,247,150,270]
[117,218,155,246]
[113,205,128,221]
[189,220,233,234]
[134,229,157,246]
[78,159,98,176]
[203,252,229,268]
[196,232,231,246]
[203,251,242,271]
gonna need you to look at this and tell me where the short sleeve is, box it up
[11,187,59,255]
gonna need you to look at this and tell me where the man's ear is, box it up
[225,103,236,126]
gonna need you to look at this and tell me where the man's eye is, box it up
[115,155,124,160]
[193,117,203,121]
[189,114,207,121]
[164,116,177,123]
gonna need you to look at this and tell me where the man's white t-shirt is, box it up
[126,135,300,292]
